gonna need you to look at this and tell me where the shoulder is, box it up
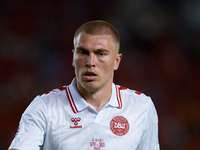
[40,86,67,99]
[30,86,68,108]
[116,85,158,121]
[116,85,158,118]
[116,85,150,99]
[116,85,154,107]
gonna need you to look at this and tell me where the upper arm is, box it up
[8,96,47,150]
[137,99,159,150]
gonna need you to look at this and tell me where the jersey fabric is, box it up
[9,78,159,150]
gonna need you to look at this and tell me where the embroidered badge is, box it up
[70,117,82,128]
[110,116,129,136]
[90,138,105,150]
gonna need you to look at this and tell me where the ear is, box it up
[113,53,122,70]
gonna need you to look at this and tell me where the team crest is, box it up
[110,116,129,136]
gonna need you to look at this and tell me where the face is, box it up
[73,33,122,93]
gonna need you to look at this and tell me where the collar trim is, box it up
[66,79,123,113]
[115,85,122,108]
[66,86,79,113]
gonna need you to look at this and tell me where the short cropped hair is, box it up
[73,20,120,51]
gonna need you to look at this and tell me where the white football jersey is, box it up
[9,78,159,150]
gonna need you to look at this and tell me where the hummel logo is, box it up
[70,117,82,129]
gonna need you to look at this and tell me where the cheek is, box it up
[101,60,115,73]
[73,56,85,67]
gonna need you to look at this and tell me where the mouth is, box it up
[84,71,97,76]
[83,71,97,81]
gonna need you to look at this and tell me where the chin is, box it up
[82,82,100,92]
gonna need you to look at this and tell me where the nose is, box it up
[87,53,96,67]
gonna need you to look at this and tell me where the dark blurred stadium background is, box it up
[0,0,200,149]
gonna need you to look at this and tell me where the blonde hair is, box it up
[74,20,120,52]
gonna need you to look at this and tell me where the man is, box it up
[9,20,159,150]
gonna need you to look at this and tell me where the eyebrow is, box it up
[76,47,85,50]
[76,47,109,53]
[95,49,109,53]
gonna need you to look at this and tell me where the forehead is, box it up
[74,33,115,50]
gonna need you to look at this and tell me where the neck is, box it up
[77,82,113,112]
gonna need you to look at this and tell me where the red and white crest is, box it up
[110,116,129,136]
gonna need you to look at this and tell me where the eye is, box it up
[97,50,107,56]
[77,49,89,55]
[99,52,105,56]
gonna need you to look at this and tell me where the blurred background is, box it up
[0,0,200,149]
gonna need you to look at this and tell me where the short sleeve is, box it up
[8,96,47,150]
[137,98,160,150]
